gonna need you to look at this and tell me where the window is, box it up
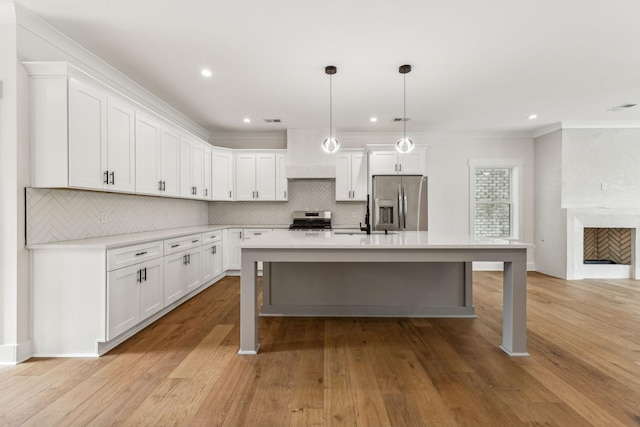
[469,160,522,239]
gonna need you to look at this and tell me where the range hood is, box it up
[286,129,337,179]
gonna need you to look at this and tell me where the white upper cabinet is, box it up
[276,152,288,201]
[212,149,233,200]
[203,147,212,200]
[68,79,107,190]
[135,115,180,197]
[369,147,426,175]
[234,151,277,201]
[159,128,180,197]
[179,136,206,199]
[106,99,136,192]
[336,150,368,201]
[31,71,135,193]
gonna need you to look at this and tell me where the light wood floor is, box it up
[1,272,639,426]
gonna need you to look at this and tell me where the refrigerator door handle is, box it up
[398,184,404,229]
[403,185,408,230]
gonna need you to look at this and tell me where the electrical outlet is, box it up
[351,212,357,218]
[100,212,108,223]
[601,182,607,191]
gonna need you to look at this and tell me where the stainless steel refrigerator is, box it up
[372,175,428,231]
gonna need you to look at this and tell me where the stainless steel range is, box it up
[289,211,332,230]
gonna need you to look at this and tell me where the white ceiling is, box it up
[15,0,640,137]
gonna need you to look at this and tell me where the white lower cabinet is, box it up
[30,227,228,357]
[107,258,164,341]
[227,228,244,270]
[164,249,201,305]
[202,240,223,284]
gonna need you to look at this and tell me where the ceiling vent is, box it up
[607,103,637,112]
[265,119,282,123]
[393,117,410,122]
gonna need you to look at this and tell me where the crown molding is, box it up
[15,3,209,140]
[533,121,640,138]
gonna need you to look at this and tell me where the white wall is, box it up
[0,1,31,364]
[562,128,640,208]
[534,130,567,278]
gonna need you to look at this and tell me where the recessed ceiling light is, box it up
[243,118,251,123]
[370,117,378,123]
[201,69,213,77]
[528,114,538,120]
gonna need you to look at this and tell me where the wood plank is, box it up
[2,272,640,426]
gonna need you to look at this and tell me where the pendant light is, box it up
[322,65,340,153]
[396,64,414,153]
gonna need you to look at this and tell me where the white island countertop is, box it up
[240,229,533,250]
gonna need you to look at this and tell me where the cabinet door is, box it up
[191,143,204,198]
[235,154,256,200]
[203,147,212,200]
[201,242,216,284]
[212,150,233,200]
[68,79,107,190]
[227,228,243,270]
[160,128,180,197]
[398,150,426,175]
[135,114,161,195]
[351,152,368,201]
[335,154,352,201]
[164,251,186,305]
[106,100,136,192]
[369,151,399,175]
[222,229,230,271]
[185,250,202,293]
[212,241,223,278]
[255,153,276,200]
[139,259,164,321]
[179,137,193,197]
[107,264,141,340]
[275,153,288,201]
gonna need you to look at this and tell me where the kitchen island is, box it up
[239,229,532,356]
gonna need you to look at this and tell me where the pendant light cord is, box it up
[403,72,407,138]
[329,74,333,139]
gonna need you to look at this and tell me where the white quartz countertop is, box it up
[26,225,232,250]
[240,229,534,250]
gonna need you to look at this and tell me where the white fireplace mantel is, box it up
[566,208,640,279]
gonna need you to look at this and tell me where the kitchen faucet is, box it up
[360,194,371,235]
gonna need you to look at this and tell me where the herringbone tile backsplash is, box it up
[209,180,366,226]
[27,180,365,244]
[27,188,208,244]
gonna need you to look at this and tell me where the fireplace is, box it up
[583,228,632,265]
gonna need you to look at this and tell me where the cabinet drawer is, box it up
[202,230,222,243]
[107,240,163,271]
[243,229,272,240]
[164,233,202,255]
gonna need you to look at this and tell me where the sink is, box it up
[333,230,398,235]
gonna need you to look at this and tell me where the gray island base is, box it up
[239,230,532,357]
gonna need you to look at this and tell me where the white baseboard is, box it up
[0,340,32,365]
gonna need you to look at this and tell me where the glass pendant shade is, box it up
[395,137,414,153]
[322,137,340,153]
